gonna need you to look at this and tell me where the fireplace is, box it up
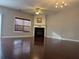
[34,27,44,42]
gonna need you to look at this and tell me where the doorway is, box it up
[34,27,44,42]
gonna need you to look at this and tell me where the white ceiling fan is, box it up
[19,6,49,15]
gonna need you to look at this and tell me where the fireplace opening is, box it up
[34,27,44,42]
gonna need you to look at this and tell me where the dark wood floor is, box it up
[1,37,79,59]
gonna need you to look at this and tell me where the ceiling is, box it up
[0,0,79,14]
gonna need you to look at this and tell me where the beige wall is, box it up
[47,7,79,41]
[0,6,34,38]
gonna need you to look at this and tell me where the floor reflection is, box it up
[34,41,44,46]
[23,41,30,53]
[34,38,44,46]
[32,40,44,59]
[1,38,79,59]
[13,40,22,55]
[13,39,31,59]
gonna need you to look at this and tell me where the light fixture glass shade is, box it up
[35,11,41,15]
[55,1,68,8]
[35,8,41,15]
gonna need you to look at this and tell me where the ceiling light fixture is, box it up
[55,1,68,8]
[35,8,41,15]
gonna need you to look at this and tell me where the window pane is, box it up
[24,20,31,26]
[23,26,30,32]
[15,17,31,32]
[15,19,23,25]
[15,25,23,31]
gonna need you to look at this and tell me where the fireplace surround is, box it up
[33,15,46,43]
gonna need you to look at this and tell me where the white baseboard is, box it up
[47,36,79,42]
[2,35,33,38]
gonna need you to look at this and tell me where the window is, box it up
[15,17,31,32]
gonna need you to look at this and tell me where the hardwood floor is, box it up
[1,37,79,59]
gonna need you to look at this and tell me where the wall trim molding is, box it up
[2,35,33,38]
[47,36,79,42]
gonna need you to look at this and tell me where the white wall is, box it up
[0,6,34,38]
[47,7,79,41]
